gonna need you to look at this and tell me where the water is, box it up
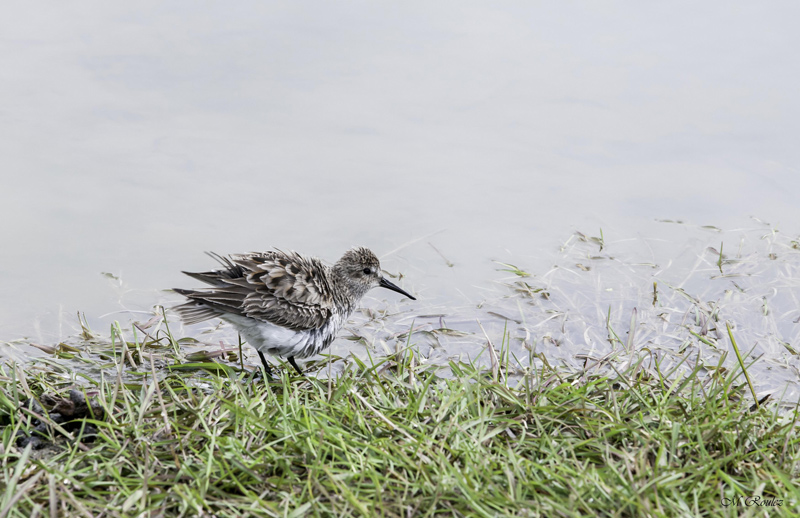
[1,2,799,397]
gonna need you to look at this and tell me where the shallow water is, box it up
[1,3,799,397]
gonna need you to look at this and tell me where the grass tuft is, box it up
[1,320,798,517]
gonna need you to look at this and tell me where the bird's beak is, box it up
[379,277,416,300]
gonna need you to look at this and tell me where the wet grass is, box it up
[1,320,799,517]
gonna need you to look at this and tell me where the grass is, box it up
[1,319,799,518]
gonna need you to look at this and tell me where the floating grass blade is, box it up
[726,322,759,408]
[494,261,530,277]
[167,362,238,375]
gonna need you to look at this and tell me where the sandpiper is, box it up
[173,247,415,376]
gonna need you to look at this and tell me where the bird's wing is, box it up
[177,250,335,331]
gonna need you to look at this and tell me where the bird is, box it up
[173,246,416,377]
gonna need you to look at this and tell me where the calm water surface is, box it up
[1,2,799,395]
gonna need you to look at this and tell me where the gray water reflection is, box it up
[1,3,799,395]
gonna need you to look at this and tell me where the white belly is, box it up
[220,313,343,358]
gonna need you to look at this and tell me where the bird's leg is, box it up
[257,351,273,379]
[288,356,304,376]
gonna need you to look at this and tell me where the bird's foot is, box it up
[288,357,304,376]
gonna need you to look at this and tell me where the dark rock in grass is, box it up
[13,389,107,449]
[81,424,99,443]
[18,397,45,416]
[17,435,44,450]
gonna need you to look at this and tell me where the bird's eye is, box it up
[363,268,371,274]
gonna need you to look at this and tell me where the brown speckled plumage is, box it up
[173,247,415,376]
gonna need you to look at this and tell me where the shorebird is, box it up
[173,247,415,376]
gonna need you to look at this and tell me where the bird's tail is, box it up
[172,252,246,324]
[172,288,225,325]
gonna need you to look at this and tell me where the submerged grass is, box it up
[1,321,799,518]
